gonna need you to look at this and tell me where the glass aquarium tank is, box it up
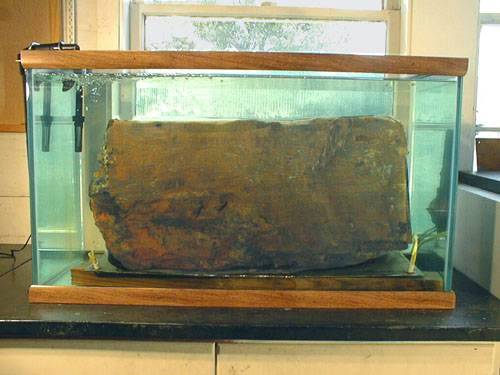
[20,50,467,308]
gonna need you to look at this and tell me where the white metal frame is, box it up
[129,1,401,54]
[475,12,500,134]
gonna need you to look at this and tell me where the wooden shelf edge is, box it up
[20,51,469,77]
[29,285,456,309]
[0,123,26,133]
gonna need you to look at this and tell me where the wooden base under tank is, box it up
[29,253,455,309]
[28,285,455,309]
[70,252,443,291]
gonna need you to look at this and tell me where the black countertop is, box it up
[0,246,499,342]
[459,171,500,194]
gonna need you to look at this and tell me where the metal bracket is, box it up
[25,41,80,51]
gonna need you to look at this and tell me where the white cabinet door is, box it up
[0,339,214,375]
[217,342,496,375]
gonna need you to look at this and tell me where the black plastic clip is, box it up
[41,81,52,152]
[19,42,82,152]
[73,85,84,152]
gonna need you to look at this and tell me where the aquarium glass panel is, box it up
[25,67,461,292]
[26,71,84,285]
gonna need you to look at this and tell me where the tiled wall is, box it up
[0,133,30,243]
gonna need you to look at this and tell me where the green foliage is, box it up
[168,36,196,51]
[194,20,325,51]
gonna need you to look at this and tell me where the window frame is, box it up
[130,1,401,55]
[475,12,500,134]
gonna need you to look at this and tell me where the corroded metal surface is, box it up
[90,117,411,272]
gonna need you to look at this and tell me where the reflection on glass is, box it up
[135,76,393,120]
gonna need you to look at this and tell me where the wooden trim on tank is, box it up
[29,285,457,309]
[19,50,469,76]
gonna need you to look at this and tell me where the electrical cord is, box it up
[0,235,32,260]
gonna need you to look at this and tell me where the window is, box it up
[131,1,400,54]
[476,1,500,138]
[144,16,387,54]
[129,0,400,120]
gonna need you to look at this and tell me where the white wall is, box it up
[75,0,120,50]
[454,185,500,298]
[404,0,480,172]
